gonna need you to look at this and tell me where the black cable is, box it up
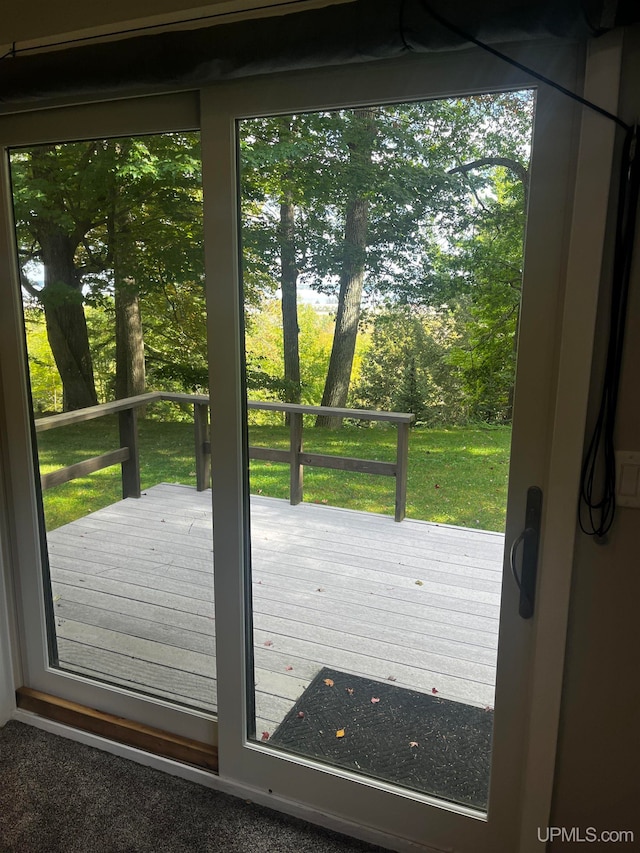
[399,0,412,52]
[411,2,638,539]
[579,124,640,539]
[416,1,630,132]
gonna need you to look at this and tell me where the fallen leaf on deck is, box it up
[53,594,61,602]
[261,732,270,741]
[371,697,380,704]
[431,687,438,694]
[336,729,345,738]
[387,675,397,681]
[323,678,334,687]
[415,580,424,586]
[263,640,274,647]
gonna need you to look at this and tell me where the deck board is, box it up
[48,483,504,732]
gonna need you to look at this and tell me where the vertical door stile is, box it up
[201,91,251,773]
[518,31,624,852]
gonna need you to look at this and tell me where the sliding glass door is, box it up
[0,40,596,853]
[0,94,216,744]
[204,46,582,852]
[235,93,536,810]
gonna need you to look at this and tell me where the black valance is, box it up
[0,1,637,105]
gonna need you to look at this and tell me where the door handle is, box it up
[509,486,543,619]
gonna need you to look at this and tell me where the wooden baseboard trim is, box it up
[16,687,218,772]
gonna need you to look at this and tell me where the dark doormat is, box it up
[270,668,493,810]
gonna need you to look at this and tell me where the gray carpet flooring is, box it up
[0,721,387,853]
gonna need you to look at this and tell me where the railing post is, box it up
[289,411,303,505]
[118,407,141,499]
[395,421,410,522]
[194,402,211,491]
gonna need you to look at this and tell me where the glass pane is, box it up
[238,94,534,809]
[9,133,216,714]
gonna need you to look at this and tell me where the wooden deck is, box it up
[48,483,503,735]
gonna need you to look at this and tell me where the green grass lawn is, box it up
[36,417,511,532]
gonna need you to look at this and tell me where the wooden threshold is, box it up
[16,687,218,772]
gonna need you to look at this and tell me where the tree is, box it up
[22,305,63,413]
[431,101,532,422]
[105,139,145,401]
[277,120,302,404]
[244,299,335,408]
[12,142,111,409]
[316,108,376,427]
[12,133,206,409]
[354,306,465,425]
[240,115,322,402]
[240,93,533,426]
[102,133,205,397]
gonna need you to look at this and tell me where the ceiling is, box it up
[0,0,352,52]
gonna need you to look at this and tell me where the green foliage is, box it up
[17,91,534,425]
[84,305,117,403]
[12,133,208,407]
[420,93,534,421]
[24,307,62,413]
[245,300,334,405]
[142,278,209,394]
[239,92,534,420]
[432,169,525,422]
[353,306,466,425]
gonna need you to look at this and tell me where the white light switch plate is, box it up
[615,451,640,507]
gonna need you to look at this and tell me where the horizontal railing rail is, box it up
[35,392,414,521]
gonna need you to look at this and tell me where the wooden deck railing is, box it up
[35,392,414,522]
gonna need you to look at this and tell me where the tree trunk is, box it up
[277,116,301,408]
[115,283,145,401]
[316,109,375,429]
[280,189,300,403]
[39,232,98,411]
[109,143,146,404]
[316,196,369,428]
